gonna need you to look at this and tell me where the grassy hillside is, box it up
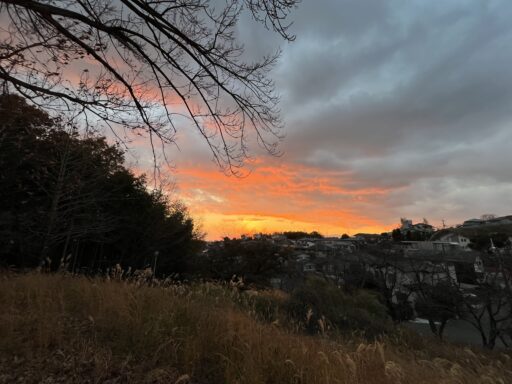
[1,274,511,383]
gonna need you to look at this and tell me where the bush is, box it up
[285,277,391,337]
[246,291,285,323]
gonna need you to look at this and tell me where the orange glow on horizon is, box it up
[196,212,390,240]
[163,160,395,240]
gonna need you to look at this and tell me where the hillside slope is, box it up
[0,274,511,384]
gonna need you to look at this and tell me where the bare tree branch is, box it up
[0,0,299,172]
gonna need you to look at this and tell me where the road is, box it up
[406,318,508,349]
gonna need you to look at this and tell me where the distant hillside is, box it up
[431,224,512,241]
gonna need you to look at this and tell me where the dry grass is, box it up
[0,273,511,384]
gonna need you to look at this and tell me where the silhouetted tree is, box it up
[0,94,202,274]
[283,231,324,240]
[413,280,462,340]
[205,238,290,286]
[457,254,512,349]
[391,228,402,242]
[362,248,414,322]
[0,0,299,172]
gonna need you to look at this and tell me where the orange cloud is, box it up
[169,159,394,240]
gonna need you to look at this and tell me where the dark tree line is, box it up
[0,94,202,275]
[203,238,291,286]
[282,231,323,240]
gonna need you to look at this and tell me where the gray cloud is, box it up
[168,0,512,231]
[275,0,512,223]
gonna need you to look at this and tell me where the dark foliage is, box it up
[285,277,391,337]
[0,94,202,275]
[391,228,402,242]
[282,231,324,240]
[469,232,510,251]
[203,238,290,285]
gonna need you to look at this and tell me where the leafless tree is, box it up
[406,261,460,340]
[459,254,512,349]
[0,0,299,173]
[361,248,415,322]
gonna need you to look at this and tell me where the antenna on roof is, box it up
[489,238,497,253]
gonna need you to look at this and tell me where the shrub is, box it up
[246,291,285,323]
[285,277,391,337]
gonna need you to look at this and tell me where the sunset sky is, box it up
[132,0,512,240]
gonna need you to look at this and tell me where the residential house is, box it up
[431,231,471,250]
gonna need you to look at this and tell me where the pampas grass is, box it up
[0,273,511,383]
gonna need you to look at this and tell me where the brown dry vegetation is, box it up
[0,274,511,384]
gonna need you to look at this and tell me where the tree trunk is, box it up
[428,319,439,337]
[478,327,488,348]
[438,319,448,341]
[40,144,70,264]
